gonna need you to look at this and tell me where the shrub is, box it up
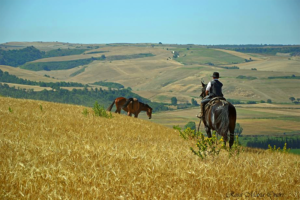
[268,143,290,153]
[190,132,222,159]
[93,101,113,118]
[173,125,200,140]
[174,127,244,159]
[82,108,89,116]
[234,123,243,136]
[184,121,196,131]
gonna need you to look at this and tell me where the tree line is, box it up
[246,137,300,149]
[0,69,85,88]
[233,47,300,55]
[0,46,88,67]
[0,83,168,112]
[268,75,300,79]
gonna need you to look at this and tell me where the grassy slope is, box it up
[1,97,299,199]
[173,47,245,65]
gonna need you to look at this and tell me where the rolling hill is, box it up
[1,42,300,105]
[1,97,299,199]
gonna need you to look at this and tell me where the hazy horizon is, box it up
[1,0,300,45]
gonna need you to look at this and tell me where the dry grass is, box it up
[1,97,300,199]
[235,56,300,73]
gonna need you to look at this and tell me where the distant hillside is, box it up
[172,47,245,65]
[20,53,154,71]
[1,42,300,104]
[0,46,44,67]
[0,69,85,87]
[0,83,168,112]
[0,46,88,67]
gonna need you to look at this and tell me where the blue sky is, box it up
[0,0,299,44]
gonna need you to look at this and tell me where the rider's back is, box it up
[209,80,224,98]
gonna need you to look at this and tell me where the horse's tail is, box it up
[106,100,115,111]
[122,98,134,109]
[215,103,230,136]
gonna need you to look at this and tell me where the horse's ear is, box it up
[201,81,205,87]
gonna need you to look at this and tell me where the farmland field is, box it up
[1,97,299,199]
[172,47,246,65]
[139,104,300,136]
[1,42,300,104]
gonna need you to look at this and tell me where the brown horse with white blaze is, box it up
[106,97,152,119]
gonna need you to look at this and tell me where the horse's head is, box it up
[200,81,207,99]
[146,104,152,119]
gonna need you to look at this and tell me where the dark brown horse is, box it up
[199,81,237,148]
[106,97,152,119]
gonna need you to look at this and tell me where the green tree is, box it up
[234,123,243,136]
[171,97,177,105]
[184,121,196,131]
[191,98,198,106]
[289,97,295,102]
[267,99,272,103]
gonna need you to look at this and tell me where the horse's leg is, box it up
[229,132,234,148]
[127,112,132,117]
[228,104,237,149]
[134,113,138,118]
[205,126,212,138]
[229,122,236,149]
[115,100,121,114]
[223,133,228,147]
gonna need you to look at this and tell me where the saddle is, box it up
[205,97,228,110]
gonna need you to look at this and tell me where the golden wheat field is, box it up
[1,97,300,199]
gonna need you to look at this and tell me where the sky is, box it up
[0,0,299,45]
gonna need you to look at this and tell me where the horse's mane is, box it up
[141,102,152,109]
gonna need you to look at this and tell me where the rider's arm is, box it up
[205,82,211,96]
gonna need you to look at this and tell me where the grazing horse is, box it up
[106,97,152,119]
[199,81,237,148]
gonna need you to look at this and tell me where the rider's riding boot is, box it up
[197,103,205,118]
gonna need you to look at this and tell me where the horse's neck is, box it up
[140,104,148,111]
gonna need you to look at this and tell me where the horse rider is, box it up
[197,72,224,118]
